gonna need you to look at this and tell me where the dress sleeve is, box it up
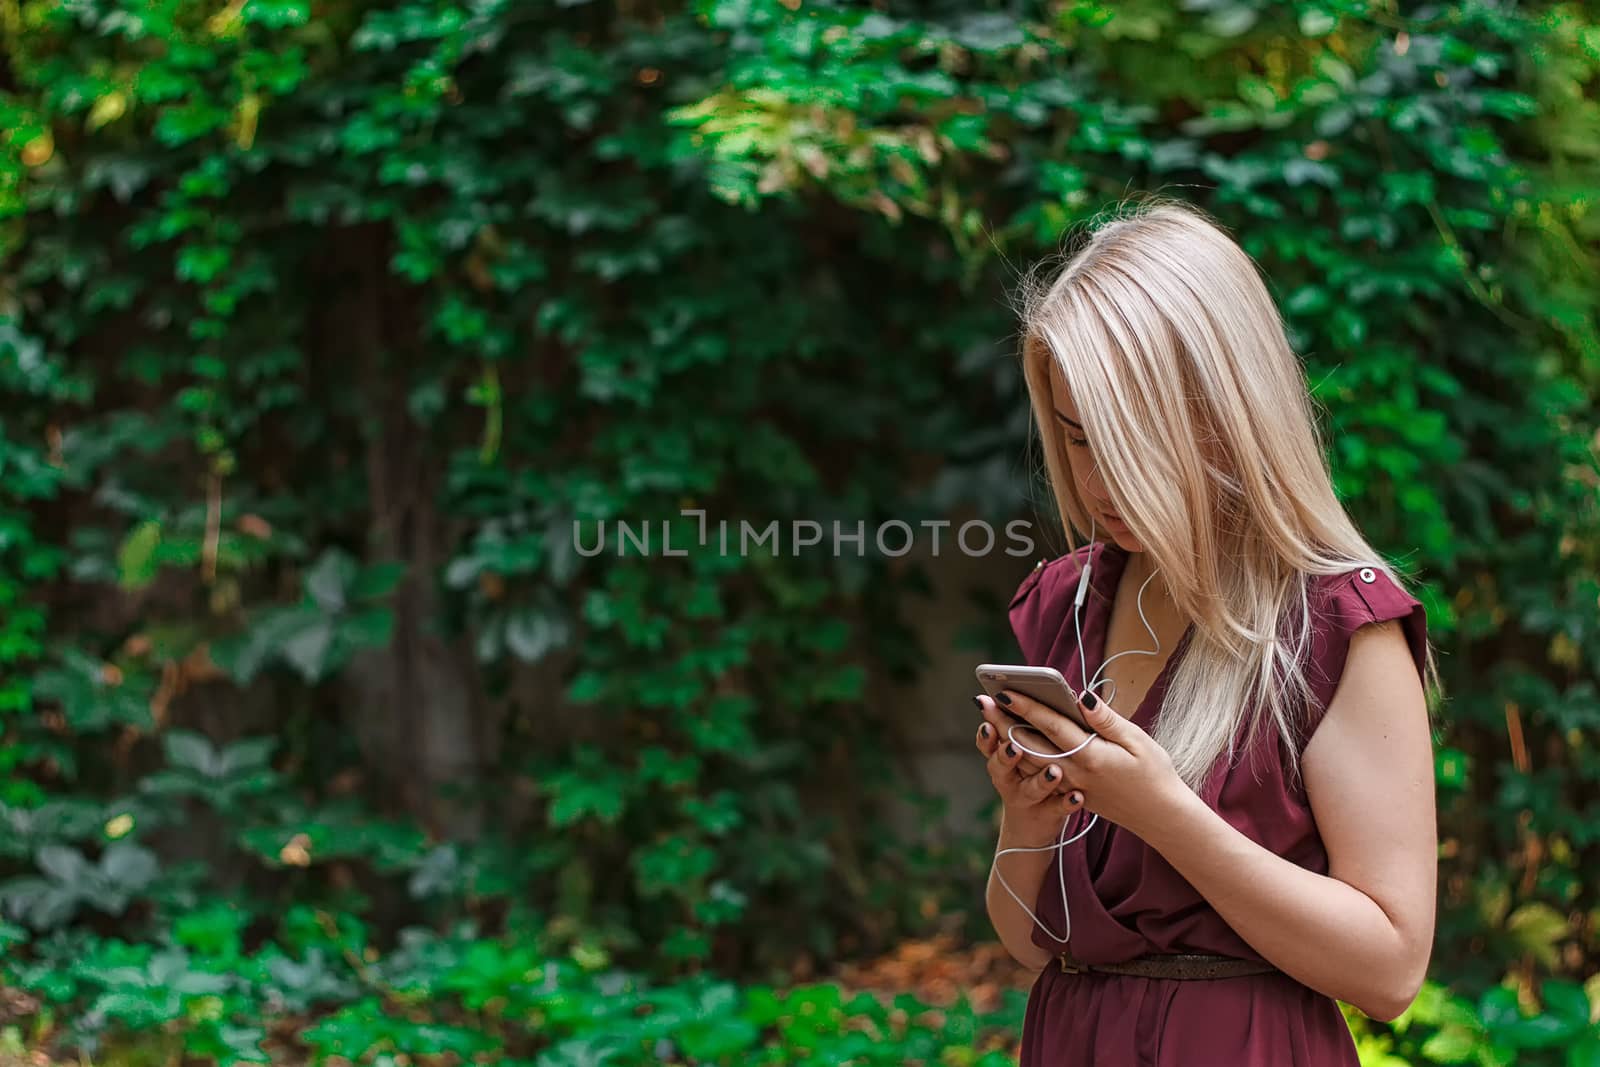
[1303,565,1429,739]
[1007,546,1092,666]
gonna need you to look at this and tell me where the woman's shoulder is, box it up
[1303,562,1430,718]
[1008,541,1099,607]
[1308,563,1426,625]
[1006,541,1108,665]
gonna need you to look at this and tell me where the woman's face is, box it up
[1047,364,1145,553]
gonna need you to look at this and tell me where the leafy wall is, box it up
[0,0,1597,1063]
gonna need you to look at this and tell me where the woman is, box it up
[974,197,1439,1066]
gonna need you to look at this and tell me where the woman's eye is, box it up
[1068,436,1089,448]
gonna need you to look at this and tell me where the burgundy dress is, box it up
[1007,540,1429,1067]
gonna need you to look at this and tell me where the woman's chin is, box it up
[1108,529,1143,552]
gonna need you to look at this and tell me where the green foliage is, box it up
[2,914,1028,1064]
[0,840,159,930]
[209,550,404,684]
[1348,977,1600,1067]
[140,731,280,812]
[0,0,1597,1061]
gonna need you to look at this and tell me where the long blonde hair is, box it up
[1013,195,1440,790]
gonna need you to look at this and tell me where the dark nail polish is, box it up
[1045,766,1058,781]
[996,691,1012,706]
[1070,791,1083,805]
[972,695,983,711]
[979,724,991,739]
[1005,743,1017,758]
[1082,691,1097,710]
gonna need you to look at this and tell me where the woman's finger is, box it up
[973,693,1021,739]
[978,698,1036,765]
[1044,760,1081,795]
[1005,726,1069,774]
[979,697,1063,773]
[1076,688,1136,750]
[976,718,1044,778]
[989,738,1027,786]
[994,688,1094,750]
[975,718,998,757]
[1022,761,1065,803]
[984,736,1009,780]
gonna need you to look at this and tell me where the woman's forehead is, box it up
[1046,360,1079,419]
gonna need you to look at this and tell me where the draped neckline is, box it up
[1083,540,1197,730]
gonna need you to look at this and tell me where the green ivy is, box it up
[0,0,1597,1062]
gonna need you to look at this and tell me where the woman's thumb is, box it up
[1079,688,1121,737]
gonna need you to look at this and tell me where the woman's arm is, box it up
[996,616,1436,1020]
[984,811,1059,971]
[1140,618,1436,1020]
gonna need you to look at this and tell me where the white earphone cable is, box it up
[988,513,1166,946]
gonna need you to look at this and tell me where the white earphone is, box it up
[988,513,1166,945]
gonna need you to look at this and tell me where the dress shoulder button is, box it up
[1358,567,1376,583]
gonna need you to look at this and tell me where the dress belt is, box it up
[1058,950,1278,980]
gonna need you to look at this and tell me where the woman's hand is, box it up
[972,695,1067,782]
[973,696,1084,846]
[991,687,1189,841]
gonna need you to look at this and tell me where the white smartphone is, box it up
[974,663,1090,733]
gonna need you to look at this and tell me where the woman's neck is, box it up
[1118,545,1187,625]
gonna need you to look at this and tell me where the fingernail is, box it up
[1005,743,1017,758]
[1082,691,1097,710]
[1069,791,1083,805]
[996,691,1012,706]
[1045,766,1058,781]
[971,695,983,711]
[979,723,991,739]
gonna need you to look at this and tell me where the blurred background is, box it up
[1,1,1597,1064]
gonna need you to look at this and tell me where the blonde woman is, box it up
[974,197,1439,1066]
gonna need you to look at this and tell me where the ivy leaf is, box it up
[1420,1025,1480,1063]
[504,606,569,663]
[35,844,93,885]
[1506,903,1569,969]
[210,604,320,684]
[242,0,309,28]
[304,550,355,612]
[165,730,221,776]
[280,618,336,681]
[339,608,393,650]
[1203,7,1256,37]
[100,841,158,888]
[1299,10,1337,36]
[634,837,717,897]
[348,561,405,601]
[116,519,162,590]
[1541,980,1592,1028]
[1567,1035,1600,1067]
[545,747,627,828]
[219,737,276,776]
[1436,747,1470,789]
